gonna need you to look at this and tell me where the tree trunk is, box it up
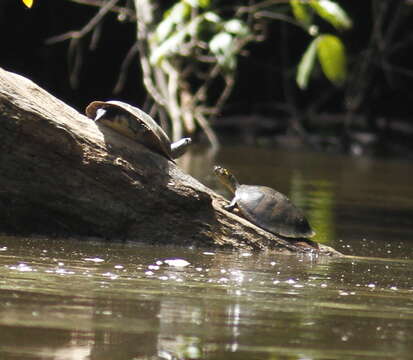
[0,67,341,256]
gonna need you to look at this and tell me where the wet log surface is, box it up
[0,67,342,256]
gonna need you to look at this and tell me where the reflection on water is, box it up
[1,236,413,359]
[290,172,336,244]
[185,145,413,259]
[2,146,413,359]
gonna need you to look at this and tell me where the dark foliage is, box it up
[1,1,413,155]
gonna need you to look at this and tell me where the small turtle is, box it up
[214,166,315,239]
[85,100,191,160]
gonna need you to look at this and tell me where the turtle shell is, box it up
[86,100,173,160]
[235,185,315,238]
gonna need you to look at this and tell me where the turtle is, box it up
[85,100,192,160]
[213,165,315,239]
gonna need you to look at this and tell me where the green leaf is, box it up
[290,0,312,27]
[203,11,221,23]
[209,32,236,71]
[156,17,176,43]
[22,0,34,8]
[156,3,191,43]
[150,16,203,65]
[310,0,352,30]
[150,31,186,65]
[184,0,210,8]
[198,0,210,8]
[296,37,318,90]
[165,2,191,22]
[317,34,347,86]
[209,32,232,55]
[184,0,200,7]
[224,19,250,37]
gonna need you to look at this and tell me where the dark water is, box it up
[1,147,413,360]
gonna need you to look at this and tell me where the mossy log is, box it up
[0,67,341,256]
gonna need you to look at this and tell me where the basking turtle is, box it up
[85,100,191,160]
[214,166,315,239]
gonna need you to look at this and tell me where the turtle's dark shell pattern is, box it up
[86,100,174,160]
[235,184,315,238]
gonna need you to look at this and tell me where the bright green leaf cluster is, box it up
[151,1,250,72]
[151,0,350,89]
[151,1,211,65]
[292,0,350,89]
[155,3,192,44]
[209,19,250,71]
[209,32,236,70]
[297,34,347,89]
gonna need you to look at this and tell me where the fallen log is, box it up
[0,67,341,256]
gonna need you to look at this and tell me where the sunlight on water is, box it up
[1,234,413,360]
[1,147,413,359]
[208,146,413,260]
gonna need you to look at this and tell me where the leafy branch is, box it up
[33,0,352,145]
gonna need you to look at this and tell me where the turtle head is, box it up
[171,137,192,159]
[213,166,239,193]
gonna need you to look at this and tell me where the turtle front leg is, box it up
[224,196,238,211]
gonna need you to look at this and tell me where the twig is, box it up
[90,21,103,51]
[67,0,135,20]
[162,60,183,141]
[380,61,413,78]
[344,0,387,118]
[237,0,293,15]
[192,64,221,105]
[195,111,220,150]
[379,1,405,87]
[280,21,306,136]
[46,0,120,45]
[67,38,83,88]
[214,74,235,115]
[113,41,139,94]
[192,35,253,107]
[254,10,304,30]
[134,0,167,106]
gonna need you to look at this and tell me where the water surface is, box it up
[197,146,413,259]
[1,146,413,359]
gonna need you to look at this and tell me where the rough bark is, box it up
[0,67,341,256]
